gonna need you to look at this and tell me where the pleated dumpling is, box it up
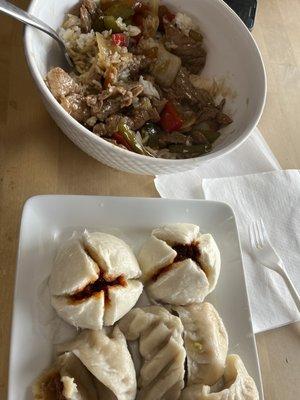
[175,303,228,386]
[32,352,98,400]
[180,354,259,400]
[138,223,221,305]
[49,231,143,330]
[57,327,137,400]
[118,306,186,400]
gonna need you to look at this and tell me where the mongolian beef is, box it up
[46,0,233,159]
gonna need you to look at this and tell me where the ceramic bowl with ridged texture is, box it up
[24,0,266,175]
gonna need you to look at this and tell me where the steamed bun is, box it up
[50,231,143,329]
[139,223,220,305]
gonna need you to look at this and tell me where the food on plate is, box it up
[57,327,137,400]
[32,352,98,400]
[174,303,228,386]
[32,220,259,400]
[180,354,259,400]
[49,231,143,329]
[118,306,186,400]
[45,0,233,159]
[138,223,220,304]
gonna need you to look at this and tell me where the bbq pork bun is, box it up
[57,327,137,400]
[49,231,143,330]
[32,352,98,400]
[138,223,221,305]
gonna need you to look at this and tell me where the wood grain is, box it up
[0,0,299,399]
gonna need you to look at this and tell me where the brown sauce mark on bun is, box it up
[151,241,203,281]
[44,372,66,400]
[69,274,127,304]
[172,241,201,265]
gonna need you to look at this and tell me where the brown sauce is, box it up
[152,264,174,282]
[173,241,201,265]
[151,241,202,281]
[44,372,66,400]
[69,274,127,304]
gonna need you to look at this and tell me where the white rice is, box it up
[139,76,160,98]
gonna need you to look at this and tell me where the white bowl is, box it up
[24,0,266,175]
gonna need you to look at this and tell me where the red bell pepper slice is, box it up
[111,33,129,47]
[112,132,132,150]
[159,102,183,133]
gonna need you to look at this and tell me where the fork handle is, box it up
[278,269,300,312]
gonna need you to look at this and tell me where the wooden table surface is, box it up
[0,1,299,399]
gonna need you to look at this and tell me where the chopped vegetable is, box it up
[92,15,106,32]
[112,132,132,149]
[159,102,183,133]
[96,32,111,69]
[118,121,153,156]
[149,0,159,15]
[141,122,161,148]
[103,15,122,32]
[104,3,135,19]
[99,0,115,10]
[132,1,151,32]
[142,14,159,37]
[112,33,129,46]
[202,130,220,143]
[150,44,181,87]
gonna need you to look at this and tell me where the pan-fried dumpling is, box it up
[32,352,98,400]
[138,223,220,305]
[57,326,137,400]
[180,354,259,400]
[174,303,228,386]
[118,306,186,400]
[49,232,143,330]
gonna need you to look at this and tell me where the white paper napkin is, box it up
[155,128,280,199]
[202,170,300,333]
[155,129,300,333]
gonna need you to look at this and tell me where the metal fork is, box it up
[249,219,300,312]
[0,0,73,67]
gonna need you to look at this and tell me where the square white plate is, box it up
[9,195,263,399]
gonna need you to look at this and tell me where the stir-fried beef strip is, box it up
[165,68,214,107]
[46,0,233,159]
[164,22,207,74]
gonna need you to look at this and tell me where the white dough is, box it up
[49,234,99,296]
[180,354,259,400]
[49,231,143,329]
[57,327,137,400]
[119,306,186,400]
[175,303,228,386]
[138,235,177,282]
[197,234,221,294]
[147,259,210,305]
[104,280,143,325]
[51,291,105,330]
[83,231,141,279]
[32,352,98,400]
[139,224,221,305]
[152,223,200,245]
